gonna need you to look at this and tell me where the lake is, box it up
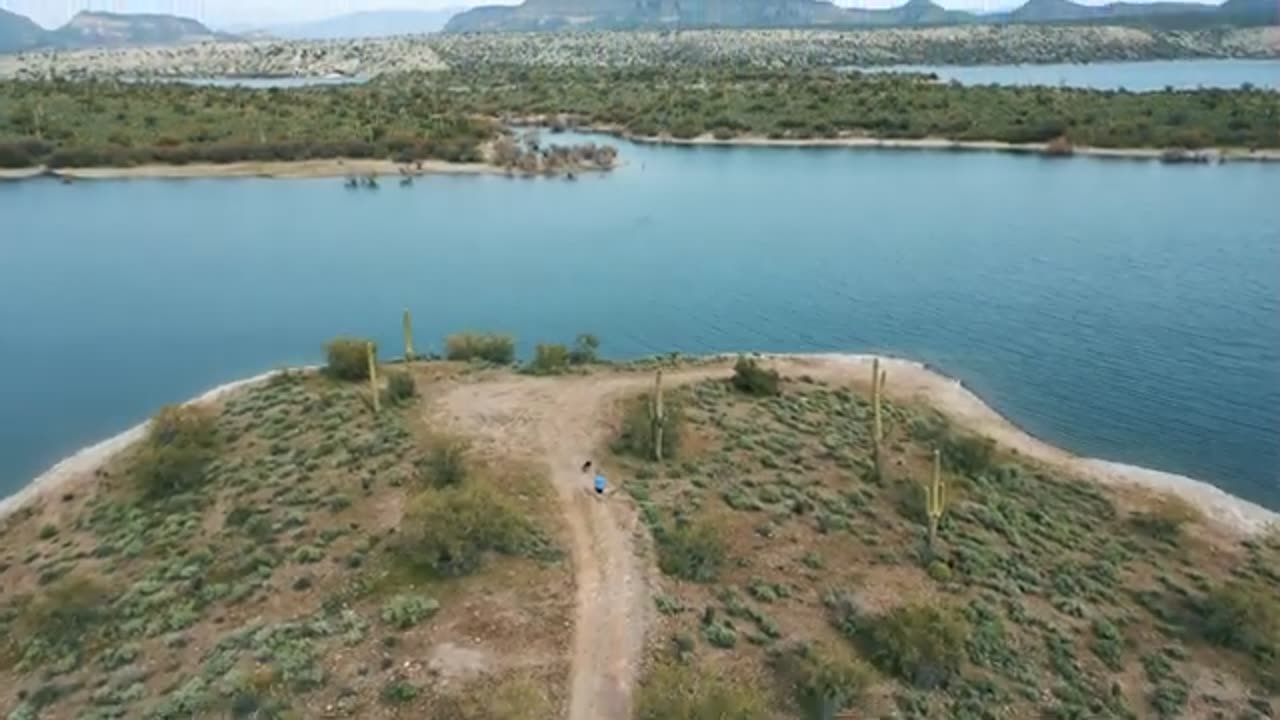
[865,59,1280,91]
[126,76,369,89]
[1,135,1277,509]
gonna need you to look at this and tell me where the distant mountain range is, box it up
[0,9,228,53]
[444,0,1279,32]
[250,9,465,40]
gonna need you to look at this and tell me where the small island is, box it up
[0,330,1276,719]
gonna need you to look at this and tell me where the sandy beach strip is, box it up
[2,355,1275,536]
[44,158,500,180]
[802,353,1277,535]
[620,131,1280,163]
[0,370,284,523]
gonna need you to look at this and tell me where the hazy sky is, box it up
[2,0,1215,29]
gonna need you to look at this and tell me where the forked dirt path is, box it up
[433,366,724,720]
[431,355,1276,720]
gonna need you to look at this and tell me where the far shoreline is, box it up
[3,133,1277,182]
[614,130,1280,163]
[1,354,1274,538]
[0,157,613,182]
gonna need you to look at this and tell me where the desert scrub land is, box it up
[0,79,616,172]
[0,359,571,720]
[618,365,1280,719]
[3,64,1275,171]
[448,65,1280,150]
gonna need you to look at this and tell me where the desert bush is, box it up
[445,332,515,364]
[941,432,995,477]
[1130,494,1203,545]
[732,356,781,396]
[418,438,469,488]
[135,405,218,498]
[772,642,874,718]
[865,603,970,688]
[637,663,769,720]
[325,337,374,381]
[380,595,439,630]
[381,679,419,705]
[385,372,416,404]
[14,576,109,663]
[613,395,681,460]
[399,484,537,577]
[1199,580,1279,685]
[657,520,725,583]
[568,333,600,365]
[527,343,571,375]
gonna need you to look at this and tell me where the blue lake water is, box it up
[867,59,1280,90]
[2,136,1278,509]
[128,76,368,89]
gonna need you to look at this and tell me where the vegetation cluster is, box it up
[618,370,1280,719]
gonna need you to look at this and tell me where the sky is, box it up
[1,0,1216,30]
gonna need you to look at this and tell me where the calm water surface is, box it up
[2,136,1277,508]
[867,59,1280,90]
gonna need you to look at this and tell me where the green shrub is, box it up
[613,395,681,460]
[445,332,515,364]
[927,560,953,583]
[568,333,600,365]
[380,595,439,630]
[772,642,873,717]
[385,372,416,404]
[941,432,995,477]
[38,524,58,540]
[381,679,419,705]
[325,337,374,381]
[1199,581,1279,686]
[400,484,537,577]
[732,356,780,396]
[15,576,109,662]
[1130,494,1203,545]
[135,405,218,498]
[866,603,970,688]
[418,438,469,488]
[657,521,725,583]
[528,343,571,375]
[702,620,737,649]
[637,663,769,720]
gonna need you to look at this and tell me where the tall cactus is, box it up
[402,308,415,362]
[871,358,885,481]
[926,448,949,549]
[651,369,666,463]
[367,342,380,414]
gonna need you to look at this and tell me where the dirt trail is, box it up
[433,355,1276,719]
[434,368,725,720]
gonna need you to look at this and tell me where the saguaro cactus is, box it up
[926,448,949,549]
[651,369,666,462]
[871,358,885,480]
[367,342,380,414]
[402,308,415,362]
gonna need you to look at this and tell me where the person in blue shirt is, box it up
[594,471,607,497]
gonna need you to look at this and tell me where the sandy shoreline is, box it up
[4,134,1276,183]
[620,131,1280,163]
[0,158,503,181]
[0,370,283,522]
[3,355,1275,535]
[799,354,1277,535]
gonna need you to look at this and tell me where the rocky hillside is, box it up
[443,0,1277,32]
[0,9,228,54]
[0,9,44,53]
